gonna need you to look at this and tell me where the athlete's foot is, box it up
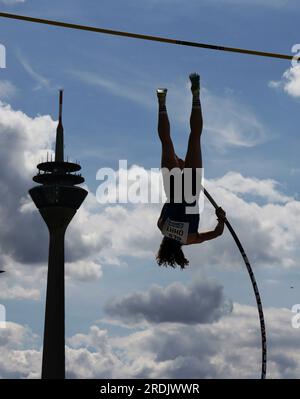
[189,73,200,95]
[157,88,168,103]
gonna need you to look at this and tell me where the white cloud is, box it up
[282,66,300,97]
[0,100,55,297]
[0,322,40,379]
[269,66,300,98]
[188,178,300,270]
[66,326,124,379]
[0,282,40,300]
[1,303,299,378]
[66,260,103,282]
[211,172,292,203]
[68,304,300,378]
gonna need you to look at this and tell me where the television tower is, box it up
[29,91,88,379]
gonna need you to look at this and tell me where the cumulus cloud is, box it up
[0,322,40,379]
[0,101,54,264]
[211,172,292,203]
[0,282,40,300]
[269,66,300,98]
[1,304,300,379]
[186,178,300,270]
[282,66,300,97]
[66,327,125,379]
[104,279,232,325]
[65,260,103,282]
[67,304,300,379]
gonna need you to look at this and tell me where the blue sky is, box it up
[0,0,300,379]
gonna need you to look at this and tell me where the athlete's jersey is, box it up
[159,202,200,244]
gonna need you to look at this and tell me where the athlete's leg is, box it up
[184,73,203,169]
[183,73,203,206]
[157,89,180,202]
[157,88,178,170]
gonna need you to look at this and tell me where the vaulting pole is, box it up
[202,186,267,379]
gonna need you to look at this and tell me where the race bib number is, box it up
[162,218,189,244]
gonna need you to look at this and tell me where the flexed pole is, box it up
[202,186,267,380]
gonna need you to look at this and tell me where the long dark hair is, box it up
[156,237,189,269]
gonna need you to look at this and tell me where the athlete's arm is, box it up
[188,207,226,244]
[194,221,224,243]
